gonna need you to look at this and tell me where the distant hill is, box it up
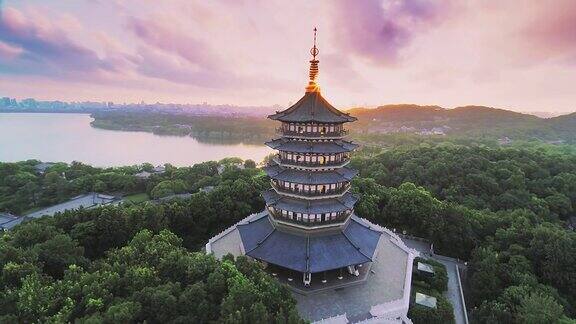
[6,95,575,144]
[348,104,576,142]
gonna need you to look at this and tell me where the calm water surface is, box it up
[0,113,272,166]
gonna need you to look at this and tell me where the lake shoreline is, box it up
[0,113,272,167]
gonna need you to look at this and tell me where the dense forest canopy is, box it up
[0,167,304,323]
[0,158,258,215]
[1,141,575,323]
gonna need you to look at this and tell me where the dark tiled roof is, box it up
[263,163,357,184]
[237,214,382,273]
[263,189,357,214]
[268,92,356,123]
[265,138,358,154]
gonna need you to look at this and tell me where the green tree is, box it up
[518,292,564,324]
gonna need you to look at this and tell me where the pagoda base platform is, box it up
[265,262,373,296]
[206,211,419,323]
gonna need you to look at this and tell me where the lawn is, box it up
[123,193,150,203]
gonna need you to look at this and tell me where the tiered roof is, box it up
[237,213,382,273]
[263,163,357,184]
[263,189,357,214]
[268,91,356,123]
[265,138,358,154]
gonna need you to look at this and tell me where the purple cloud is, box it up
[331,0,451,65]
[0,7,127,78]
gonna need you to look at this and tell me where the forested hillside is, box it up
[350,143,576,323]
[89,104,576,144]
[1,143,575,323]
[349,104,576,141]
[0,166,304,322]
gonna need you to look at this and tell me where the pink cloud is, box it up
[0,40,21,59]
[127,16,220,69]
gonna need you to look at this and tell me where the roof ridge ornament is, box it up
[305,27,320,93]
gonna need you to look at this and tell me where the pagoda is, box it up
[207,33,417,322]
[207,29,386,288]
[263,27,359,232]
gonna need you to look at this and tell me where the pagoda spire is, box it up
[305,27,320,93]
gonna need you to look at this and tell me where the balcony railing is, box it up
[276,128,349,138]
[273,156,350,169]
[268,209,352,227]
[271,182,351,200]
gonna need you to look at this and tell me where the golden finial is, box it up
[306,27,320,93]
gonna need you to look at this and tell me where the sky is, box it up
[0,0,575,113]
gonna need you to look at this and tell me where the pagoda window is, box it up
[324,213,330,221]
[319,156,325,164]
[303,214,309,222]
[304,185,310,192]
[311,155,317,162]
[282,210,288,217]
[331,212,337,220]
[321,126,327,134]
[296,213,302,221]
[298,126,303,133]
[312,126,318,132]
[310,186,316,193]
[305,155,310,162]
[288,211,294,219]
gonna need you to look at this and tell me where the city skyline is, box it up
[1,0,576,112]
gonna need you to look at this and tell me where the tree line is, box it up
[0,167,303,323]
[1,142,575,322]
[351,142,576,323]
[0,158,257,215]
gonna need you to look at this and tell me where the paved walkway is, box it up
[400,236,468,324]
[27,193,120,219]
[435,258,467,324]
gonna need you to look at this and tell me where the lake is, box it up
[0,113,272,167]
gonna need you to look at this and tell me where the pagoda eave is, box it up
[263,163,357,184]
[265,138,358,154]
[237,213,381,274]
[268,92,357,124]
[263,189,358,214]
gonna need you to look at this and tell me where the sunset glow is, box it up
[1,0,576,113]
